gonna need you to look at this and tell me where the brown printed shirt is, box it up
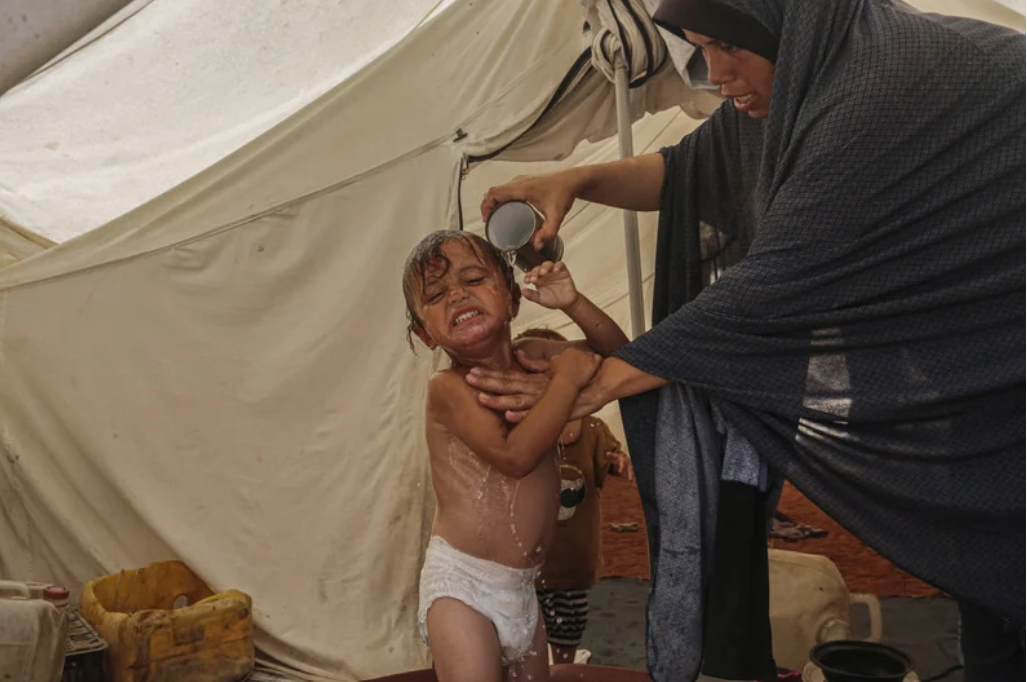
[536,416,623,591]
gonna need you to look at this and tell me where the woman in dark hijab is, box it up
[473,0,1024,680]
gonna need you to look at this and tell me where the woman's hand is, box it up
[522,261,578,311]
[467,354,669,422]
[467,350,606,422]
[481,173,578,250]
[467,350,550,421]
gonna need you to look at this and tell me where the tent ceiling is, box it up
[0,0,1020,252]
[0,0,460,243]
[0,2,1022,679]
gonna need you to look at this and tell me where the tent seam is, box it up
[0,135,456,293]
[0,23,591,292]
[0,103,688,293]
[0,290,37,578]
[11,0,161,90]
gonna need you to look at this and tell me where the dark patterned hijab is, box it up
[617,0,1024,672]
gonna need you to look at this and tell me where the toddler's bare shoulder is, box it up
[427,368,477,405]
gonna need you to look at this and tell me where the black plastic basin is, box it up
[810,640,913,682]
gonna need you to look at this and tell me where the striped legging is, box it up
[536,588,590,647]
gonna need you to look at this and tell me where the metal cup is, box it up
[484,201,564,272]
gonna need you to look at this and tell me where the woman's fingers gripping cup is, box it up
[480,174,576,250]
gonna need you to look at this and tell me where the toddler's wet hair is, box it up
[402,230,517,347]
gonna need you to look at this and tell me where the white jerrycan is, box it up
[768,548,883,672]
[0,580,70,682]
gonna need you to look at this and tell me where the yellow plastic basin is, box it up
[79,560,253,682]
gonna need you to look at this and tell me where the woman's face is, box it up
[685,30,775,118]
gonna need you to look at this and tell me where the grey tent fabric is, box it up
[616,0,1025,678]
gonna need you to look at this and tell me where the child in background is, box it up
[401,232,628,682]
[516,328,635,665]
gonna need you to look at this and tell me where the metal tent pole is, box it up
[614,56,646,339]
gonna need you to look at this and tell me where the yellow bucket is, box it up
[79,560,253,682]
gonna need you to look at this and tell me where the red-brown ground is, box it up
[599,478,943,598]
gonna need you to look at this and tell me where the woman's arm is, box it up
[564,153,666,212]
[467,356,669,422]
[569,357,669,419]
[481,153,666,249]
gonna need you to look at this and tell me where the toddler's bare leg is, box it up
[505,604,550,682]
[426,597,503,682]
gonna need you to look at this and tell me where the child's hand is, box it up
[549,345,601,389]
[521,261,578,311]
[606,450,634,481]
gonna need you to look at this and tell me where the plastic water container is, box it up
[768,549,883,672]
[79,560,254,682]
[0,579,51,599]
[0,581,70,682]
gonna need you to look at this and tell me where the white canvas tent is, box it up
[0,0,1022,680]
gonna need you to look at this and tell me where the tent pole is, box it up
[614,57,646,339]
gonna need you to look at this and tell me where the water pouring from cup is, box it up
[485,201,564,272]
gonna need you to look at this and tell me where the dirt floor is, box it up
[599,477,944,598]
